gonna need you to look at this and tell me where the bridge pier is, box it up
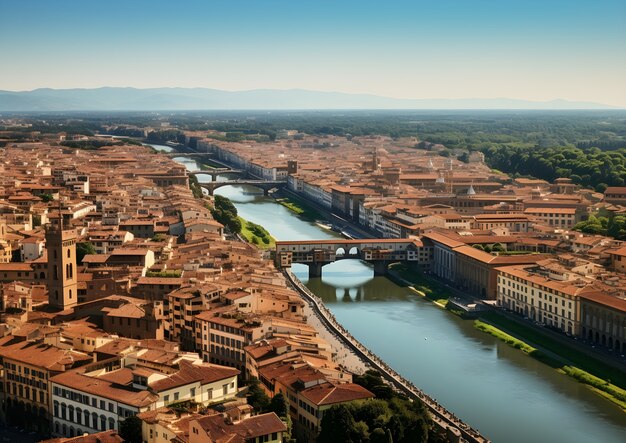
[373,261,389,276]
[308,262,324,279]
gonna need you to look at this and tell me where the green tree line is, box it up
[480,146,626,191]
[210,195,242,233]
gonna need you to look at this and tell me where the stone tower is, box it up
[45,212,78,310]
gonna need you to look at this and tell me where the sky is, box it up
[1,0,625,106]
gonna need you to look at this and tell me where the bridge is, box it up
[162,152,213,157]
[275,238,427,278]
[188,168,244,180]
[201,180,286,196]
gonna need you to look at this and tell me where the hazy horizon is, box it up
[1,0,625,107]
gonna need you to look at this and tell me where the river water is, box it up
[167,153,626,443]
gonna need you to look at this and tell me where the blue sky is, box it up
[1,0,625,106]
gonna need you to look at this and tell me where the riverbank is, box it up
[389,263,452,307]
[474,312,626,412]
[237,216,275,249]
[283,268,490,443]
[274,193,323,222]
[390,264,626,411]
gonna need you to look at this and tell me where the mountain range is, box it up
[0,87,618,111]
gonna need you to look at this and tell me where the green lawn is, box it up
[238,216,275,249]
[275,195,322,221]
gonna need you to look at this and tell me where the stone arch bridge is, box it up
[275,238,426,278]
[201,180,286,196]
[188,168,244,181]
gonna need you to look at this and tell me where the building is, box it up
[580,292,626,354]
[0,338,92,434]
[604,187,626,205]
[496,262,588,335]
[523,207,578,229]
[257,360,373,441]
[50,359,239,438]
[187,412,287,443]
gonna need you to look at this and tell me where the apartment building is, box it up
[580,291,626,354]
[496,262,586,335]
[524,207,578,229]
[50,359,239,438]
[0,338,92,434]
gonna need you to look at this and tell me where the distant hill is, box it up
[0,87,618,111]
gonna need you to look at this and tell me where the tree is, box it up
[607,215,626,240]
[40,193,54,203]
[269,393,289,418]
[76,242,96,264]
[119,415,142,443]
[318,404,358,443]
[370,427,393,443]
[595,183,608,193]
[246,379,270,412]
[210,195,242,234]
[491,243,505,252]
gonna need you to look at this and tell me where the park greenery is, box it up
[479,145,626,191]
[276,195,322,222]
[209,195,242,234]
[238,216,274,248]
[188,174,204,199]
[318,370,440,443]
[573,214,626,240]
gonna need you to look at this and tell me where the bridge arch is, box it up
[201,180,285,196]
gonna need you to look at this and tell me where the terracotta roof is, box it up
[524,207,576,214]
[51,370,158,407]
[580,292,626,312]
[149,360,239,392]
[39,430,124,443]
[195,412,287,442]
[0,340,92,371]
[300,382,374,406]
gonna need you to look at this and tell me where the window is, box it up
[174,392,179,401]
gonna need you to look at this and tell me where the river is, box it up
[167,153,626,443]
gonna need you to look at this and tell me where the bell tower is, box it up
[45,207,78,310]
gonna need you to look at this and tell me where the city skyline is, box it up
[1,0,625,107]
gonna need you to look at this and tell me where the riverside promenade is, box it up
[283,268,490,443]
